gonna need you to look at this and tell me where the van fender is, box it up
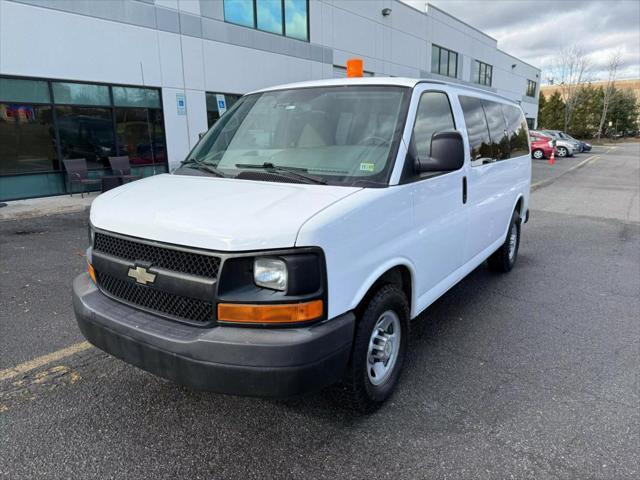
[499,193,525,241]
[348,257,418,318]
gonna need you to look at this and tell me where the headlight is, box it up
[88,223,95,246]
[254,257,288,291]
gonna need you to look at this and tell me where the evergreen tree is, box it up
[538,91,565,130]
[607,88,638,133]
[568,85,601,138]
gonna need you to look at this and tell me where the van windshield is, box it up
[179,86,410,186]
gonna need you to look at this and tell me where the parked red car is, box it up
[530,131,556,160]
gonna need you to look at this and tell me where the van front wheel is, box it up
[341,284,409,412]
[488,210,521,272]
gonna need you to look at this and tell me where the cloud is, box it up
[403,0,640,81]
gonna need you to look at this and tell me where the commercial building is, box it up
[0,0,541,201]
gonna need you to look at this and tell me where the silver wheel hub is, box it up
[367,310,401,386]
[508,226,518,260]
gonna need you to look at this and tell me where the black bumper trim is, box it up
[73,274,355,397]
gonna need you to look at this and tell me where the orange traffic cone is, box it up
[548,149,555,165]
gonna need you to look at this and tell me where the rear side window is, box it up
[459,96,492,164]
[412,91,455,158]
[502,105,529,157]
[481,100,510,160]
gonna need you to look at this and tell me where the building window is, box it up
[0,76,166,176]
[526,117,535,129]
[284,0,308,41]
[114,87,166,166]
[0,104,57,175]
[526,79,537,97]
[223,0,308,41]
[206,92,241,128]
[52,82,110,106]
[223,0,255,27]
[256,0,283,34]
[473,60,493,86]
[431,45,458,78]
[56,106,115,169]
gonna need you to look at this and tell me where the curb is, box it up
[531,153,601,192]
[0,203,91,222]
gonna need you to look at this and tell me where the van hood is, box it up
[90,174,361,251]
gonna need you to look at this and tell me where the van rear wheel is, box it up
[488,210,521,273]
[340,284,409,413]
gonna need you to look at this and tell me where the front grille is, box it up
[96,271,214,324]
[94,232,220,278]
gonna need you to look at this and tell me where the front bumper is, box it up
[73,274,355,397]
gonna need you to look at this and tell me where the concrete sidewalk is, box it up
[0,193,96,221]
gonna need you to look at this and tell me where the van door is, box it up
[459,97,529,262]
[407,89,468,309]
[458,96,504,260]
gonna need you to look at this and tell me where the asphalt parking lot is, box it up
[1,144,638,479]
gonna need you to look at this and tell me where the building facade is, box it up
[0,0,541,201]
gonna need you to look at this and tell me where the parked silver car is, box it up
[539,130,580,156]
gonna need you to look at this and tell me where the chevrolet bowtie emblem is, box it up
[127,266,156,285]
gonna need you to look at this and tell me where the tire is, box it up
[340,284,409,413]
[556,146,568,157]
[532,149,545,159]
[488,209,521,273]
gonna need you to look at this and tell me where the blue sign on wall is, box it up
[176,93,186,115]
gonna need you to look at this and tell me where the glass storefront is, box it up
[0,104,57,175]
[0,76,167,201]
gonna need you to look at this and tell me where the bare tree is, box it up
[596,50,621,140]
[551,46,591,132]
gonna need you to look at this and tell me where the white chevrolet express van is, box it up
[73,77,531,411]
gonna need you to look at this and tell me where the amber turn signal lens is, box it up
[88,262,96,284]
[346,58,364,78]
[218,300,323,324]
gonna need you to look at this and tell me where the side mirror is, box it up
[414,131,465,173]
[198,131,207,140]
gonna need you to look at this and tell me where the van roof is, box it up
[248,77,518,105]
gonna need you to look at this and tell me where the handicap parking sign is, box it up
[216,94,227,115]
[176,93,186,115]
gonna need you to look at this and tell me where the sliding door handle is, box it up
[462,176,467,204]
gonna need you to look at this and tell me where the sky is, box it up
[403,0,640,83]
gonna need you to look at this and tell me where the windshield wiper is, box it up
[181,158,226,178]
[235,162,327,185]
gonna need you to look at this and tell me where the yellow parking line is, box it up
[0,341,92,382]
[531,154,599,190]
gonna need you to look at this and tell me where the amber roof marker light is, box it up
[346,58,364,78]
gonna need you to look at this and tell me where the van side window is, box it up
[502,105,530,157]
[481,101,510,160]
[459,96,492,165]
[413,91,455,158]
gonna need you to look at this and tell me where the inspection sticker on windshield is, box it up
[359,162,375,172]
